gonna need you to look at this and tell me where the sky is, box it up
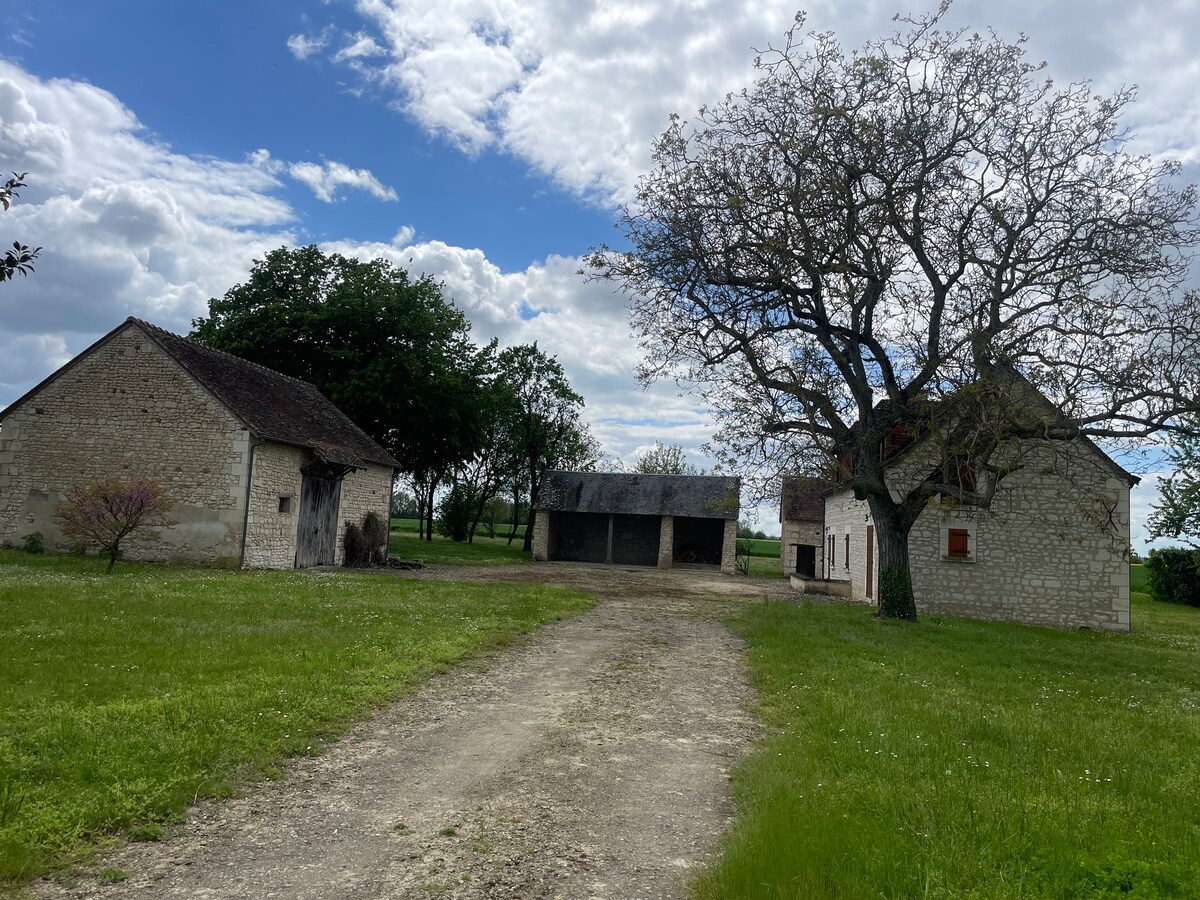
[2,0,1198,545]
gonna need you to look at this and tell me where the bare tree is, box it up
[590,6,1200,619]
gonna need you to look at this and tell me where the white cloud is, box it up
[322,0,1200,206]
[287,31,329,61]
[0,61,297,367]
[333,31,387,62]
[286,160,398,203]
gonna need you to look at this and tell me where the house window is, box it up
[278,495,293,514]
[947,527,970,559]
[844,533,850,570]
[829,534,835,573]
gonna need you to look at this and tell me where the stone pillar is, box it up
[657,515,674,568]
[721,518,738,574]
[531,509,550,562]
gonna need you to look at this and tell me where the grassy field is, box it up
[0,550,592,888]
[1131,562,1149,594]
[742,537,782,558]
[693,586,1200,899]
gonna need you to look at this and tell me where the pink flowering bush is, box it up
[55,476,174,573]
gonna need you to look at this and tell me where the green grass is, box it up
[693,588,1200,899]
[390,517,528,539]
[741,537,781,558]
[1131,563,1149,594]
[0,550,592,887]
[389,528,531,566]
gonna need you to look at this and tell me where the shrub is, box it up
[361,511,389,564]
[437,484,479,543]
[20,531,43,554]
[55,476,173,573]
[1144,547,1200,606]
[342,521,371,567]
[735,537,753,575]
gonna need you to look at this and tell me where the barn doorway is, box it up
[548,511,661,566]
[672,516,724,566]
[295,470,343,567]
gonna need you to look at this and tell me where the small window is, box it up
[844,533,850,569]
[278,495,293,514]
[947,527,970,559]
[829,534,836,570]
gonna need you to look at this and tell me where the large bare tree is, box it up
[590,5,1200,619]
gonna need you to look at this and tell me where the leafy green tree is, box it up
[1149,420,1200,548]
[633,441,703,475]
[193,246,492,540]
[590,8,1200,619]
[497,344,600,552]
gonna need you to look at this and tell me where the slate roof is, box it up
[0,318,399,470]
[535,471,740,519]
[780,476,832,522]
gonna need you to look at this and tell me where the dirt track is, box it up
[37,565,787,899]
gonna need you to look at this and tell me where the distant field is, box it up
[389,519,531,566]
[390,518,528,539]
[742,537,782,559]
[1130,562,1149,593]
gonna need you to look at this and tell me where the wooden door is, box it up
[295,474,342,567]
[865,525,874,599]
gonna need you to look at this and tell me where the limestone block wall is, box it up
[823,491,873,599]
[823,439,1131,630]
[721,518,737,574]
[0,325,248,565]
[243,442,306,569]
[780,519,824,575]
[908,441,1130,631]
[333,462,395,567]
[657,515,674,568]
[531,510,549,561]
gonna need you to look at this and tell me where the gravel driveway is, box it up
[38,564,785,900]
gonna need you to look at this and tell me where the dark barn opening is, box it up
[549,511,610,563]
[549,511,661,566]
[672,516,724,566]
[611,513,660,566]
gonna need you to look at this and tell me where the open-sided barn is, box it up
[532,471,740,573]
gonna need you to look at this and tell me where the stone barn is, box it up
[0,317,397,568]
[531,471,740,573]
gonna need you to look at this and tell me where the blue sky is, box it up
[2,0,1199,544]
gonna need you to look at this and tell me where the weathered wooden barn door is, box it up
[296,473,342,567]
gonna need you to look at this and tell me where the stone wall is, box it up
[531,510,549,562]
[0,325,248,565]
[823,438,1131,631]
[243,442,306,568]
[721,518,737,574]
[780,519,824,575]
[333,462,395,567]
[657,515,674,568]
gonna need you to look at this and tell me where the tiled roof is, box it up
[534,471,740,519]
[133,319,399,469]
[780,476,832,522]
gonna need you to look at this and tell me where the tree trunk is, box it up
[507,490,520,544]
[424,478,438,542]
[868,496,918,621]
[521,464,537,553]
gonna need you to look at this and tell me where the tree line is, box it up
[191,245,598,552]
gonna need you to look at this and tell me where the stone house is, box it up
[532,471,740,573]
[0,317,397,568]
[781,426,1136,631]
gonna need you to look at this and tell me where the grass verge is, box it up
[0,550,592,888]
[694,590,1200,899]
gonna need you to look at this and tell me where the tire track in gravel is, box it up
[37,566,765,900]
